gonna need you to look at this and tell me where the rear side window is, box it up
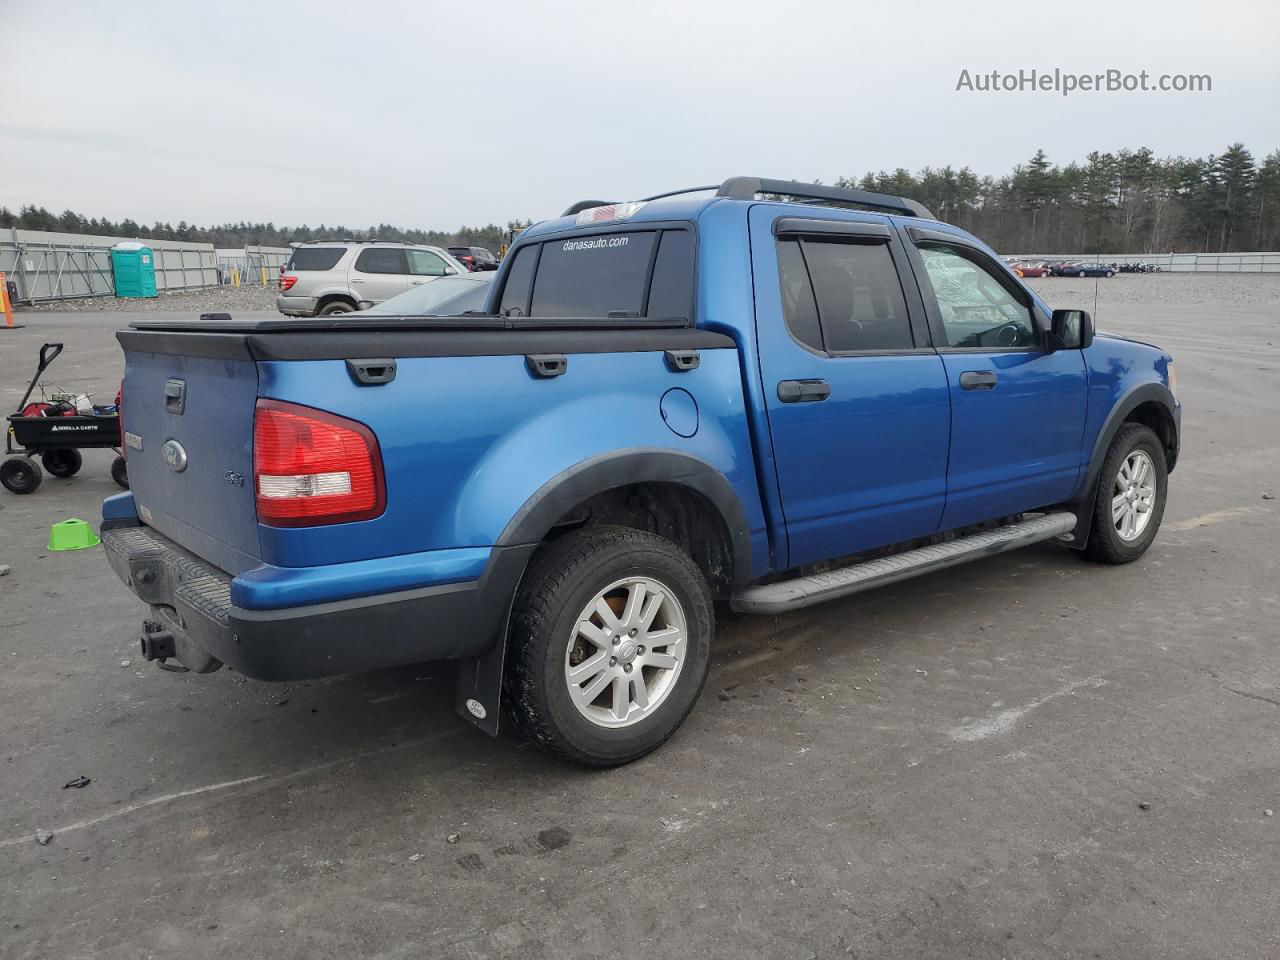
[498,244,539,316]
[644,230,695,320]
[781,239,912,352]
[354,248,407,275]
[286,248,344,271]
[530,232,657,318]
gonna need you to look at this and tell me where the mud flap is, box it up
[453,627,509,737]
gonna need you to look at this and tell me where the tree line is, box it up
[837,143,1280,254]
[3,142,1278,254]
[0,206,530,254]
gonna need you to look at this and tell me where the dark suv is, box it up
[447,246,500,272]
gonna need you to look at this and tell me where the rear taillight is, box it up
[253,399,385,527]
[280,275,298,291]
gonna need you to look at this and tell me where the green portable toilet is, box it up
[111,242,158,298]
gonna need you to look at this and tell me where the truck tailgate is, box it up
[120,341,261,574]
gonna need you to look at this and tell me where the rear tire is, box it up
[41,448,83,478]
[318,301,355,316]
[111,455,130,489]
[1,456,43,494]
[1084,423,1167,564]
[505,526,714,767]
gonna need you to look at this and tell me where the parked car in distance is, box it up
[1070,262,1117,278]
[1047,260,1079,276]
[104,177,1179,767]
[362,273,493,316]
[447,246,500,272]
[277,241,469,316]
[1013,261,1051,278]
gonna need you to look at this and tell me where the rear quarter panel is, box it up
[255,348,769,573]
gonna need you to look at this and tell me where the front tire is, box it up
[506,526,714,767]
[317,301,355,316]
[1084,423,1167,563]
[1,456,43,494]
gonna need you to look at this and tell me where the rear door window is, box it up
[286,248,344,271]
[354,248,408,275]
[529,232,657,318]
[800,240,913,352]
[776,239,823,351]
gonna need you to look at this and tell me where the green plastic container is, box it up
[111,242,158,298]
[48,518,100,551]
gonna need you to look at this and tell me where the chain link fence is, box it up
[0,228,219,303]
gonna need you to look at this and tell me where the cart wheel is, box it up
[111,455,130,490]
[1,456,44,495]
[42,448,83,478]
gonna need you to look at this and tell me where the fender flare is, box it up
[1066,381,1179,546]
[494,448,752,583]
[454,449,754,735]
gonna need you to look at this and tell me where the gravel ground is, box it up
[18,285,279,314]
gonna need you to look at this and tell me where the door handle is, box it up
[350,278,365,283]
[777,379,831,403]
[411,279,426,285]
[959,370,998,390]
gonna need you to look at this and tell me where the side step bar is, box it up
[731,512,1076,615]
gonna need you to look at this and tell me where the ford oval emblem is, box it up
[161,439,188,473]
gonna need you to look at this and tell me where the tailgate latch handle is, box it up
[525,354,568,379]
[164,379,186,415]
[346,358,397,386]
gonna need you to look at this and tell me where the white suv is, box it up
[277,241,469,316]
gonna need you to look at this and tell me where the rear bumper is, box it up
[276,294,318,317]
[101,523,482,680]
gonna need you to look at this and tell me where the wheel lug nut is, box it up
[624,663,632,673]
[612,637,619,646]
[637,646,645,654]
[629,628,638,638]
[609,657,617,666]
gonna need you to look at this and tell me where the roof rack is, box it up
[562,177,934,220]
[295,238,427,246]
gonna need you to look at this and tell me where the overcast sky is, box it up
[2,0,1277,231]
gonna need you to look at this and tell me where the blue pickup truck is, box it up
[101,177,1180,766]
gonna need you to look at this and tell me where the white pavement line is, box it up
[1,727,466,848]
[0,775,267,848]
[948,677,1107,743]
[1165,506,1264,532]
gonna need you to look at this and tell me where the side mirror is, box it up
[1050,308,1094,350]
[443,266,457,276]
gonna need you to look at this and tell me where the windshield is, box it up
[364,275,492,315]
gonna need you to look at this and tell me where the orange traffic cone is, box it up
[0,272,22,330]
